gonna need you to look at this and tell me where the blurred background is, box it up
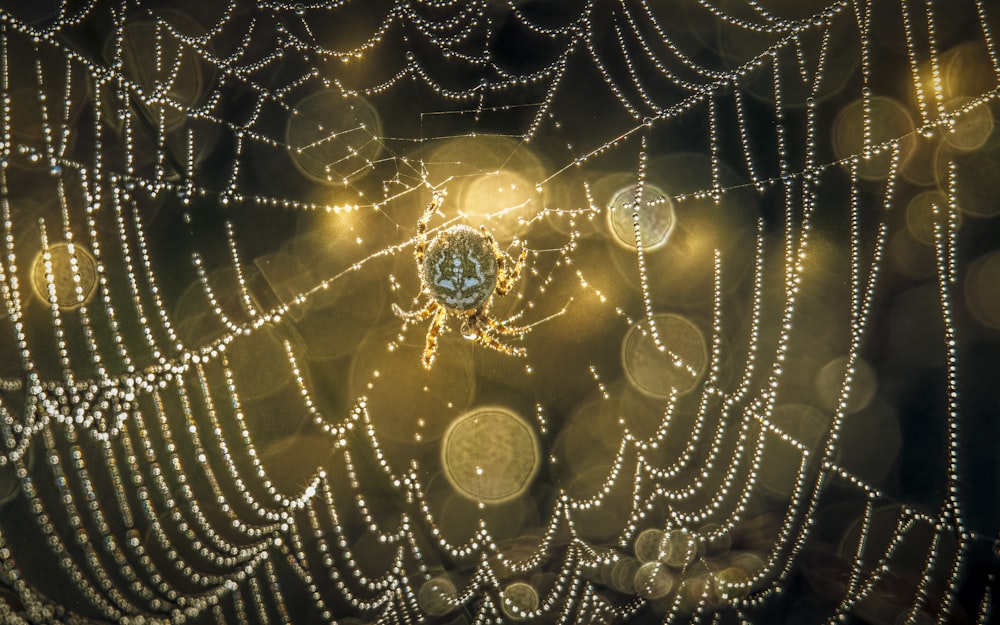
[0,0,998,623]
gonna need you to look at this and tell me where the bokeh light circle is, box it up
[623,313,708,398]
[30,243,98,310]
[500,582,539,620]
[606,183,675,251]
[418,577,458,616]
[442,406,539,504]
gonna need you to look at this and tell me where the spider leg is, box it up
[392,299,438,322]
[483,292,529,326]
[473,277,529,333]
[483,313,530,337]
[493,241,526,298]
[482,226,505,278]
[415,192,445,266]
[422,306,448,369]
[478,226,525,297]
[467,306,527,336]
[505,247,527,285]
[463,311,527,356]
[473,327,526,357]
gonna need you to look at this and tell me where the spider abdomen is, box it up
[422,225,498,311]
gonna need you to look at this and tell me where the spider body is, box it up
[422,225,497,311]
[393,193,529,369]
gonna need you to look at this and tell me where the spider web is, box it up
[0,1,998,624]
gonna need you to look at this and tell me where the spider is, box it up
[392,192,530,369]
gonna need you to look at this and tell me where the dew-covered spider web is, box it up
[0,0,999,624]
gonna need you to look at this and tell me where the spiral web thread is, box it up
[0,1,997,624]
